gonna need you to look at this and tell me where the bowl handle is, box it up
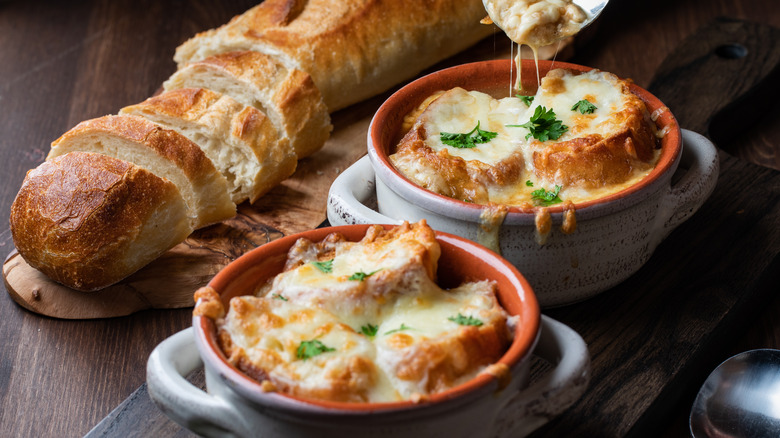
[327,155,400,225]
[146,328,250,437]
[490,315,591,437]
[654,129,720,243]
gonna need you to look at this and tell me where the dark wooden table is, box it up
[1,1,778,437]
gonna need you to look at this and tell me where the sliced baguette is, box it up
[48,115,236,229]
[120,88,297,204]
[10,152,193,292]
[173,0,496,111]
[164,50,331,159]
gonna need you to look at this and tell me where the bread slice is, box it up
[529,69,659,188]
[10,152,193,292]
[164,50,331,160]
[172,0,496,111]
[48,115,236,229]
[120,88,297,204]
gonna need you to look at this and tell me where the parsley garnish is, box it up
[312,259,333,273]
[385,323,412,335]
[448,313,483,326]
[348,269,380,281]
[571,99,597,114]
[508,106,568,141]
[296,340,335,360]
[440,121,498,149]
[360,324,379,337]
[516,95,534,106]
[272,293,288,301]
[525,180,534,187]
[531,185,564,206]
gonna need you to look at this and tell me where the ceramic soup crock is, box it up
[327,59,719,307]
[147,224,590,438]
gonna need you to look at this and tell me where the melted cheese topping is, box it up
[214,222,514,403]
[422,88,524,166]
[392,68,661,208]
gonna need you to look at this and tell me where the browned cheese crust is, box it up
[385,283,510,393]
[218,298,378,403]
[202,221,511,403]
[285,221,441,283]
[10,152,192,291]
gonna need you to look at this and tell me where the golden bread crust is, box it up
[532,77,658,188]
[174,0,496,111]
[10,152,192,291]
[392,122,526,204]
[49,114,236,228]
[121,88,297,203]
[165,50,331,159]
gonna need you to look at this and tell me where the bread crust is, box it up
[165,50,332,159]
[121,88,297,203]
[10,152,192,291]
[174,0,497,111]
[532,75,659,188]
[48,114,236,228]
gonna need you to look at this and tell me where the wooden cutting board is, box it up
[2,35,576,319]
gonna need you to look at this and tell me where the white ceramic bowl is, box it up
[146,224,590,438]
[328,59,719,307]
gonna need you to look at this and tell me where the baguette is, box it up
[120,88,297,204]
[10,152,192,292]
[48,114,236,229]
[164,50,331,159]
[10,0,498,294]
[173,0,496,111]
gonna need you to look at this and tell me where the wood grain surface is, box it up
[0,1,779,437]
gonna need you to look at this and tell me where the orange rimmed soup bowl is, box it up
[147,224,590,438]
[327,59,719,306]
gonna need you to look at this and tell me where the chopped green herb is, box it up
[440,121,498,149]
[272,293,288,301]
[448,313,484,326]
[385,323,412,335]
[531,185,564,206]
[508,106,568,141]
[571,99,597,114]
[516,95,534,106]
[296,340,335,360]
[525,180,534,187]
[312,259,333,273]
[360,324,379,337]
[348,269,380,281]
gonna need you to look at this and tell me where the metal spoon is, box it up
[572,0,609,30]
[689,349,780,437]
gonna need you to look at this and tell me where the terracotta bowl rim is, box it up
[192,223,541,415]
[367,59,682,224]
